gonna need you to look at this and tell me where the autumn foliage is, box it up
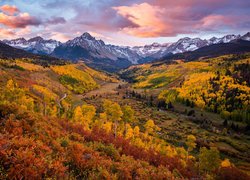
[0,59,249,179]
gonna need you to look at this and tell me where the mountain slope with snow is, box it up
[3,37,61,54]
[52,33,141,72]
[2,32,250,71]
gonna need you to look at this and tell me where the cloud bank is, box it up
[0,0,249,45]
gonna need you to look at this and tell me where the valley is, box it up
[1,1,250,179]
[0,51,249,179]
[83,71,250,174]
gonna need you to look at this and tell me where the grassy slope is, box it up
[0,59,119,115]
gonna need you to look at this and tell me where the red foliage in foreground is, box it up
[0,103,248,179]
[60,121,197,178]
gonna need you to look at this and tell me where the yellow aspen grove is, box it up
[103,121,113,133]
[199,147,220,174]
[81,104,96,129]
[221,159,231,168]
[144,119,161,136]
[122,105,135,135]
[6,79,15,91]
[125,124,133,139]
[133,126,140,138]
[94,112,107,127]
[103,99,123,137]
[73,106,84,124]
[186,135,196,161]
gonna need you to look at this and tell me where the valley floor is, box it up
[80,80,250,174]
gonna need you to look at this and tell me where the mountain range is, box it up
[2,32,250,71]
[157,39,250,64]
[0,42,65,66]
[2,37,61,55]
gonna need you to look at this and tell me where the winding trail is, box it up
[58,93,67,108]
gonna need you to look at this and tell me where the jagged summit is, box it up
[28,36,44,42]
[80,32,95,40]
[241,32,250,41]
[2,31,250,70]
[3,36,61,54]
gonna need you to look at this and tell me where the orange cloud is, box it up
[0,5,19,15]
[113,3,172,37]
[16,27,32,36]
[0,12,41,28]
[112,1,246,38]
[50,32,71,42]
[0,28,15,38]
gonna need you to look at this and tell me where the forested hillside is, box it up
[0,58,249,179]
[121,54,250,125]
[120,53,250,176]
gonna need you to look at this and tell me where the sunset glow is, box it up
[0,0,249,45]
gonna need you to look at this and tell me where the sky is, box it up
[0,0,249,46]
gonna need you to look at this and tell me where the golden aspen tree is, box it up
[133,137,145,148]
[2,80,34,111]
[100,112,107,122]
[144,119,161,136]
[103,100,123,138]
[73,106,84,123]
[133,126,140,138]
[6,79,15,91]
[81,104,96,129]
[4,79,23,102]
[185,135,196,161]
[125,124,133,139]
[103,122,112,133]
[50,105,58,117]
[93,112,107,128]
[199,147,220,174]
[221,159,231,168]
[122,105,135,135]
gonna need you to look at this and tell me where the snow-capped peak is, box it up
[61,32,140,64]
[241,32,250,41]
[28,36,44,42]
[80,32,95,40]
[3,36,61,54]
[2,31,250,65]
[221,34,241,43]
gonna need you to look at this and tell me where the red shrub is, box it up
[60,123,198,178]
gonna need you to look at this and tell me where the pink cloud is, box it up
[113,3,188,37]
[50,32,71,42]
[0,12,41,28]
[0,28,15,38]
[113,3,167,37]
[0,5,19,15]
[200,15,235,29]
[112,1,247,38]
[16,27,32,36]
[0,26,33,40]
